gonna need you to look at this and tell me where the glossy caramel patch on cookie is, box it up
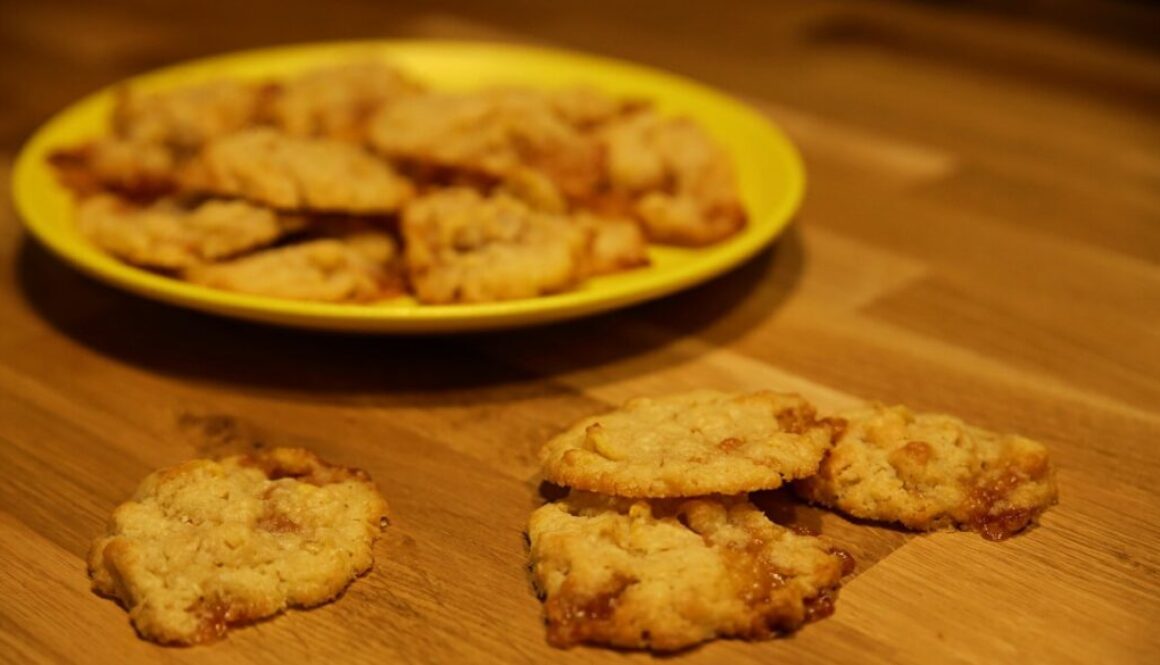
[540,390,840,498]
[794,404,1058,539]
[528,492,850,651]
[87,448,389,645]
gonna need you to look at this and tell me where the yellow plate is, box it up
[12,40,804,333]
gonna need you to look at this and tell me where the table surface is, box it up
[1,1,1158,663]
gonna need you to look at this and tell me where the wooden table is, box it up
[2,1,1158,662]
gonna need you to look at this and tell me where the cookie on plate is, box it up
[268,61,424,142]
[88,448,389,645]
[794,404,1058,540]
[400,188,587,304]
[76,194,304,270]
[600,112,746,246]
[528,491,853,651]
[539,390,842,498]
[183,229,403,303]
[183,128,413,214]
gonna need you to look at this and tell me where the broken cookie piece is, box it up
[528,491,852,651]
[539,390,842,498]
[794,404,1058,540]
[88,447,389,645]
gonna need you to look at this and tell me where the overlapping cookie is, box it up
[89,447,389,645]
[794,404,1058,540]
[528,492,852,651]
[539,390,842,498]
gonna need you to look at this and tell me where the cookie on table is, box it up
[794,404,1058,540]
[600,111,746,246]
[183,128,414,214]
[76,194,305,270]
[183,228,403,303]
[540,390,842,498]
[88,447,389,645]
[400,188,587,304]
[528,491,853,651]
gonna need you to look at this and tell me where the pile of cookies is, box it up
[527,390,1058,651]
[48,60,747,305]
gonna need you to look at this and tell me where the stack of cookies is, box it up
[527,390,1058,651]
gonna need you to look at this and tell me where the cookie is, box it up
[183,128,413,214]
[113,79,271,152]
[400,188,587,304]
[794,404,1058,540]
[183,229,403,303]
[269,61,424,142]
[369,88,605,202]
[88,448,389,645]
[49,139,179,200]
[528,492,852,651]
[600,112,746,246]
[76,194,304,270]
[540,390,841,498]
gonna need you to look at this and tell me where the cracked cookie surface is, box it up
[88,448,389,644]
[540,390,841,497]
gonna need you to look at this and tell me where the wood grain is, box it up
[1,1,1158,663]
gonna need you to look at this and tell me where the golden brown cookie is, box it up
[540,390,840,498]
[88,448,389,645]
[400,188,587,304]
[268,61,424,142]
[183,128,413,214]
[368,88,606,201]
[528,492,852,651]
[600,111,746,246]
[794,404,1058,540]
[76,194,304,270]
[183,229,403,303]
[113,79,271,152]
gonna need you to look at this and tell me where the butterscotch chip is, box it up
[601,112,746,246]
[540,391,840,498]
[269,61,424,142]
[400,188,586,304]
[88,448,389,645]
[184,128,413,214]
[183,229,403,303]
[794,404,1058,540]
[77,194,304,270]
[528,492,851,651]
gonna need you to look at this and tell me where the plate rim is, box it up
[11,39,805,333]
